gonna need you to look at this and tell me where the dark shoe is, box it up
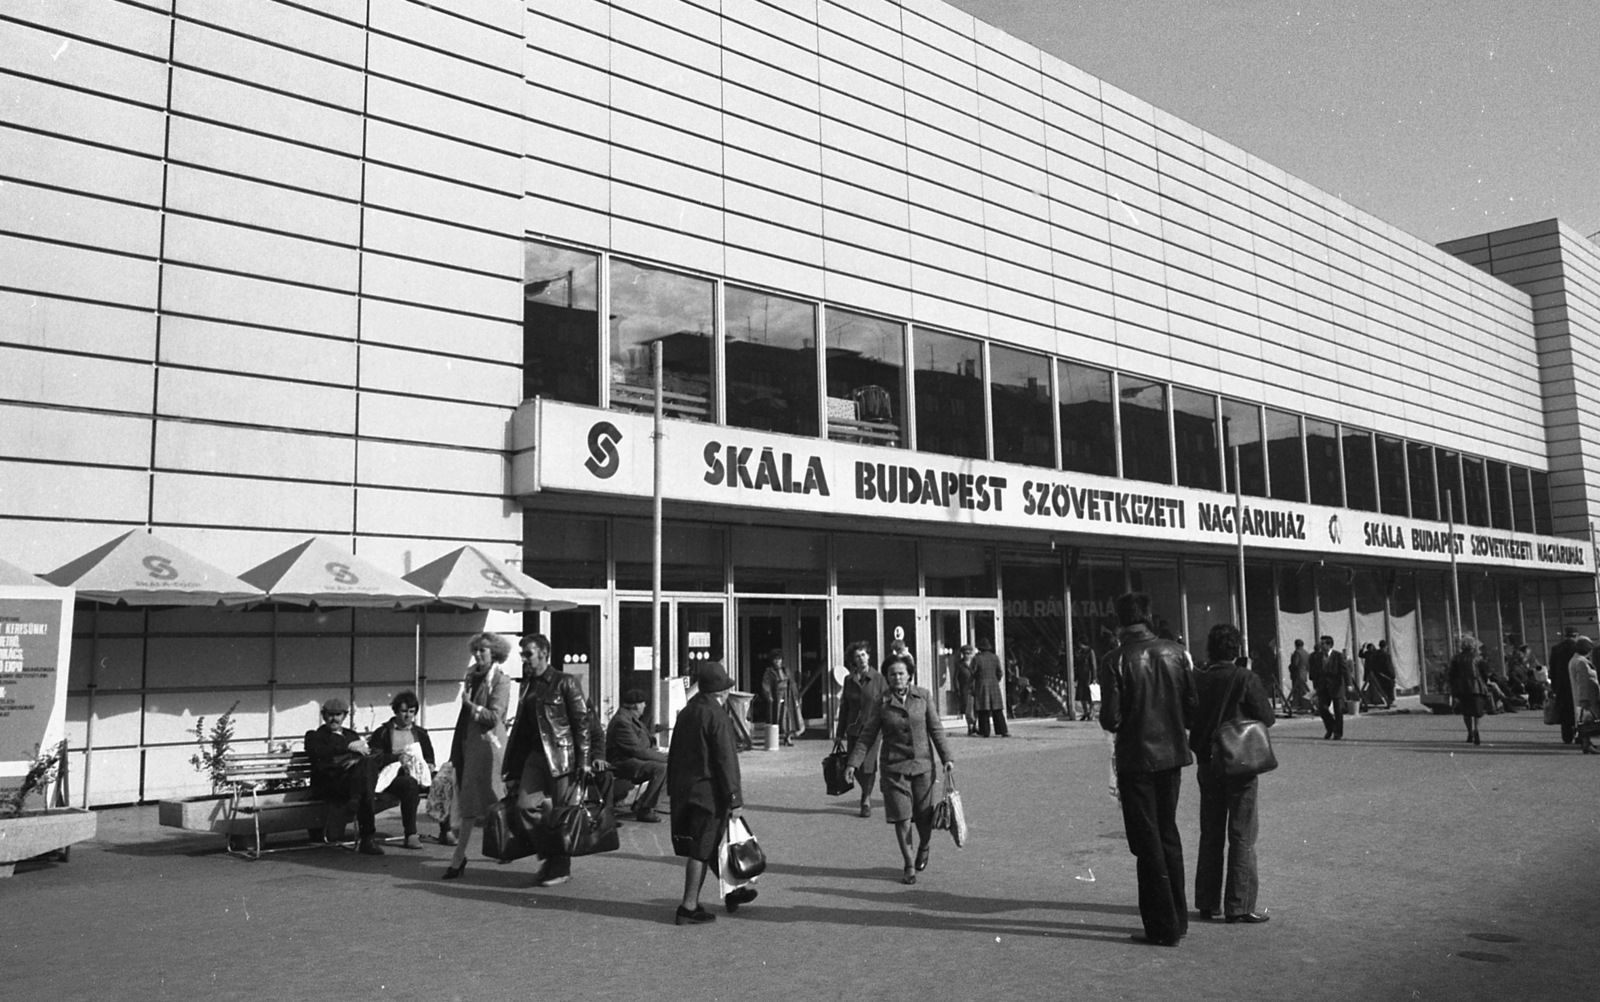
[1197,910,1218,921]
[914,841,931,872]
[402,834,424,849]
[437,830,457,847]
[1130,933,1179,947]
[1323,732,1332,740]
[532,862,571,887]
[1225,913,1271,924]
[901,867,916,885]
[859,801,872,818]
[724,887,758,913]
[675,905,716,925]
[634,809,663,823]
[357,837,385,856]
[1473,732,1481,746]
[442,860,467,879]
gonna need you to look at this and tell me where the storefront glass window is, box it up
[1070,552,1126,661]
[1342,429,1378,512]
[615,520,725,592]
[678,602,725,683]
[835,533,917,596]
[1470,574,1501,674]
[1265,409,1305,503]
[1315,564,1351,658]
[1277,565,1316,687]
[1183,561,1232,654]
[724,286,817,438]
[524,241,599,405]
[1389,570,1421,692]
[1461,456,1489,527]
[1351,570,1386,683]
[1408,443,1438,521]
[1220,398,1266,497]
[1058,361,1116,476]
[1001,555,1066,695]
[1119,376,1171,485]
[1417,573,1451,697]
[619,601,670,685]
[912,328,985,459]
[523,512,606,589]
[1305,418,1342,507]
[609,260,715,421]
[989,345,1054,468]
[1531,470,1553,534]
[731,527,826,594]
[825,308,904,447]
[1498,577,1524,649]
[1509,466,1533,533]
[1172,388,1220,491]
[924,541,995,598]
[1127,556,1183,642]
[1436,450,1465,523]
[1243,562,1279,695]
[1376,435,1408,517]
[1486,461,1512,530]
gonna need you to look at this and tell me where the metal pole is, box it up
[651,341,665,743]
[1234,447,1249,651]
[1447,493,1463,644]
[1590,521,1600,633]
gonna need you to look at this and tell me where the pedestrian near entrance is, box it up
[606,688,667,822]
[1287,639,1312,717]
[761,649,801,747]
[956,644,978,734]
[969,638,1009,737]
[503,633,590,888]
[1448,637,1490,746]
[1074,639,1099,721]
[1549,627,1579,745]
[1565,637,1600,754]
[1311,637,1351,739]
[1190,624,1274,925]
[838,641,885,818]
[843,654,954,885]
[668,662,748,924]
[441,633,512,875]
[1099,592,1198,948]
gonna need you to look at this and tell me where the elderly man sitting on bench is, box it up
[606,688,668,823]
[304,697,384,856]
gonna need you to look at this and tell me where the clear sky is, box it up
[944,0,1600,247]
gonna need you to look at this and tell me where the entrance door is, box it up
[738,600,829,734]
[929,607,1001,718]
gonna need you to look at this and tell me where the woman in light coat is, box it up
[442,632,512,877]
[1568,636,1600,754]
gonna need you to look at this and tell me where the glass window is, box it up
[912,328,985,459]
[522,513,606,589]
[1119,376,1171,484]
[924,541,995,598]
[1265,409,1305,503]
[524,241,599,405]
[724,286,818,437]
[1461,456,1489,527]
[1407,442,1438,521]
[1171,387,1220,491]
[1510,466,1533,533]
[1220,399,1266,497]
[615,520,725,592]
[825,308,904,447]
[609,261,715,421]
[989,345,1054,468]
[1436,450,1465,523]
[1183,561,1233,652]
[1376,435,1408,517]
[835,534,917,596]
[1127,556,1183,642]
[1000,555,1067,695]
[1342,429,1377,512]
[1531,470,1553,535]
[1070,552,1126,660]
[1417,572,1452,697]
[731,527,825,594]
[1486,461,1513,530]
[1305,418,1342,507]
[1058,361,1116,476]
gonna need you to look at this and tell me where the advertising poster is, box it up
[0,587,76,805]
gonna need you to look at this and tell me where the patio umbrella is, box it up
[41,530,265,606]
[0,557,43,586]
[239,537,432,608]
[403,545,576,612]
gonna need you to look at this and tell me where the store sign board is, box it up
[0,586,75,798]
[533,401,1591,574]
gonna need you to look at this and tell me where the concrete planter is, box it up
[0,808,98,876]
[156,793,233,833]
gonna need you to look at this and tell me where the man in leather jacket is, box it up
[504,633,590,887]
[1099,592,1198,947]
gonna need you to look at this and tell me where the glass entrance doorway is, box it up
[931,608,998,718]
[617,598,726,720]
[737,600,829,734]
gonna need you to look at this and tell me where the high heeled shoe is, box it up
[442,860,468,880]
[914,841,931,872]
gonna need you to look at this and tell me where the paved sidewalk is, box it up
[5,710,1596,1002]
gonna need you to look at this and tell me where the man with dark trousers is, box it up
[1312,636,1351,739]
[1548,626,1579,745]
[607,688,667,823]
[304,697,384,855]
[503,632,590,887]
[1099,592,1198,947]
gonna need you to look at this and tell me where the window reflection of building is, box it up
[1461,456,1490,527]
[1172,387,1220,491]
[990,345,1053,468]
[1059,361,1116,476]
[1376,435,1409,516]
[1221,398,1267,496]
[1509,465,1533,531]
[609,260,714,421]
[725,286,818,437]
[1305,417,1342,506]
[1119,376,1170,484]
[1435,449,1464,522]
[1408,442,1438,520]
[1265,408,1306,502]
[1342,429,1378,512]
[524,241,599,405]
[1486,461,1511,530]
[825,308,904,447]
[913,328,985,460]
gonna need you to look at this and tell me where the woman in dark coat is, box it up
[667,661,748,923]
[843,655,954,885]
[969,638,1009,737]
[1447,637,1489,746]
[760,649,802,746]
[838,641,885,818]
[442,632,512,877]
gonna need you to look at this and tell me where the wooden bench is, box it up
[217,751,399,860]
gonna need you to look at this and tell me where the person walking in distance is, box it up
[761,648,802,747]
[1312,636,1351,740]
[1190,624,1275,925]
[956,644,978,735]
[1099,592,1198,947]
[1447,636,1491,746]
[441,633,513,876]
[969,637,1009,737]
[1286,639,1312,718]
[838,641,885,818]
[1548,626,1579,746]
[668,662,749,923]
[1566,637,1600,754]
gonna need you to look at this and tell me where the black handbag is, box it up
[725,816,766,880]
[1210,672,1278,780]
[547,770,621,857]
[482,795,540,862]
[822,741,854,796]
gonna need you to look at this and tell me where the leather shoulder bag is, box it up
[1210,671,1278,780]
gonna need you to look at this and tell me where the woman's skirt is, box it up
[1457,693,1487,720]
[880,768,935,825]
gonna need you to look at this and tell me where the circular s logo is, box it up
[1327,514,1342,545]
[143,555,179,581]
[325,562,360,585]
[585,421,623,479]
[480,567,512,589]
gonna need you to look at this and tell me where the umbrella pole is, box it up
[81,603,99,809]
[267,603,278,747]
[415,608,423,726]
[652,340,666,744]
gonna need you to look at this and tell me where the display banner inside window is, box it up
[0,587,75,803]
[526,401,1590,574]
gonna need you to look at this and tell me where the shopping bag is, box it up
[723,815,766,880]
[822,741,854,796]
[716,816,758,899]
[1211,716,1278,780]
[482,795,540,862]
[931,772,966,848]
[1544,699,1560,725]
[400,743,432,788]
[547,771,621,857]
[375,760,403,793]
[425,760,455,823]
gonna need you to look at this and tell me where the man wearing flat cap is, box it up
[607,688,668,823]
[667,662,749,924]
[305,697,385,855]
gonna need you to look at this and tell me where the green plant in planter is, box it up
[189,701,241,795]
[1,740,67,817]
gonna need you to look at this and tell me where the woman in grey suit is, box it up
[442,631,512,878]
[843,655,954,885]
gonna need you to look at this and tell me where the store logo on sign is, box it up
[481,567,512,589]
[325,562,360,585]
[1328,515,1342,545]
[143,555,178,581]
[585,421,622,479]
